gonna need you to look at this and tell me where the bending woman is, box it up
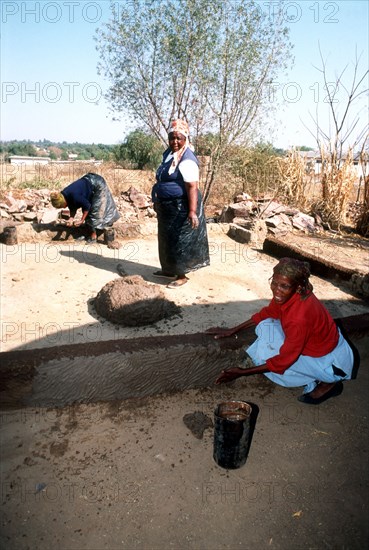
[151,119,210,288]
[207,258,354,405]
[51,173,120,242]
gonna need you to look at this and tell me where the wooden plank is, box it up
[263,236,359,280]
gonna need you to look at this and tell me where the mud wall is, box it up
[0,332,250,408]
[1,314,367,409]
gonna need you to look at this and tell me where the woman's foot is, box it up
[167,276,189,289]
[298,381,343,405]
[309,382,337,399]
[153,271,176,278]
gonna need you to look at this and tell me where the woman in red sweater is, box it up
[208,258,353,405]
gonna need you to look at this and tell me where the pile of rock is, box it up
[114,186,156,223]
[218,193,323,244]
[0,186,155,226]
[0,189,52,223]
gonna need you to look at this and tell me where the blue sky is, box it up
[1,0,368,148]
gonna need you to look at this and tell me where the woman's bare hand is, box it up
[205,327,237,339]
[215,367,245,385]
[187,212,199,229]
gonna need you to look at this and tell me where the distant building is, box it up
[9,155,51,166]
[8,156,102,167]
[295,150,366,179]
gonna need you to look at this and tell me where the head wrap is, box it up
[168,119,190,138]
[167,119,191,174]
[50,192,66,208]
[273,257,313,297]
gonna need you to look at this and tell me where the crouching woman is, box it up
[207,258,354,405]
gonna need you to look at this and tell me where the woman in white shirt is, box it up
[151,119,210,288]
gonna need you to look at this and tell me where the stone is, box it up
[265,214,285,227]
[219,202,253,223]
[126,186,150,209]
[23,212,38,221]
[259,201,286,218]
[8,200,27,213]
[227,224,252,244]
[39,209,60,224]
[232,216,253,229]
[292,212,315,232]
[94,275,181,326]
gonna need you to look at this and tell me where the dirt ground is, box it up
[1,225,369,549]
[1,226,368,352]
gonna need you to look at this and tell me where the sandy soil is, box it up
[1,226,368,352]
[1,225,369,549]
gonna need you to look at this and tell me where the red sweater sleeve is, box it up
[251,300,279,325]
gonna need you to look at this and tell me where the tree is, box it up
[6,141,38,157]
[96,0,292,202]
[308,46,368,163]
[305,47,369,227]
[113,130,164,170]
[296,146,315,152]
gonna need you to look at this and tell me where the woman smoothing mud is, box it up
[207,257,354,405]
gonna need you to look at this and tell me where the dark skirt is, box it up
[155,190,210,275]
[83,173,120,230]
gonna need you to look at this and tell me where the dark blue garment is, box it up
[61,173,120,229]
[155,190,210,275]
[61,176,93,214]
[152,147,199,201]
[152,148,210,275]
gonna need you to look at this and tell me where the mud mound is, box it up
[94,275,181,326]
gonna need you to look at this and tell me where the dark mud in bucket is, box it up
[213,401,252,469]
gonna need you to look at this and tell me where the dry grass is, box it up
[0,162,155,196]
[1,156,366,235]
[275,150,317,209]
[356,174,369,237]
[316,148,358,229]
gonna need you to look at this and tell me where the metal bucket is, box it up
[3,226,18,245]
[104,228,115,244]
[213,401,252,469]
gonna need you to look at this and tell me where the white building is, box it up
[9,155,51,166]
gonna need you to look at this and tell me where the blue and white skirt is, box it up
[246,319,353,394]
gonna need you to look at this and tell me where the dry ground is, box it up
[1,226,368,352]
[1,225,369,550]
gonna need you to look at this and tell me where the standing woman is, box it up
[151,119,210,288]
[50,173,120,242]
